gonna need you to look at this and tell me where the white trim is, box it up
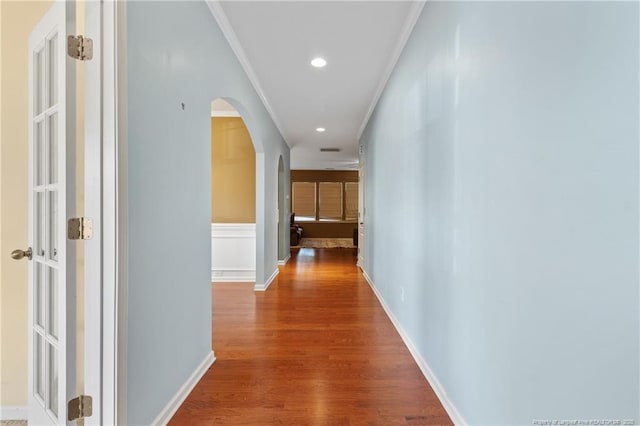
[85,1,105,424]
[84,1,130,424]
[212,269,256,282]
[0,406,28,421]
[361,270,467,426]
[254,267,278,292]
[211,222,256,239]
[114,2,129,423]
[205,1,290,147]
[211,235,256,239]
[151,351,216,426]
[75,2,128,424]
[84,1,126,424]
[356,1,425,140]
[211,110,241,118]
[277,254,291,265]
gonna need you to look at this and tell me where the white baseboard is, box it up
[362,270,467,426]
[254,268,279,291]
[152,350,216,426]
[277,254,291,265]
[0,406,28,420]
[211,268,255,282]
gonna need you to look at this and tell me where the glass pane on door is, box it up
[35,121,45,186]
[48,114,57,184]
[35,332,45,401]
[47,343,58,417]
[47,36,57,108]
[34,48,44,116]
[35,192,45,258]
[35,263,44,328]
[47,266,58,339]
[47,191,57,261]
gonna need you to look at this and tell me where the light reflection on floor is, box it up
[297,248,316,257]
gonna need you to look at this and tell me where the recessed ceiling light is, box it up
[316,127,326,132]
[311,57,327,68]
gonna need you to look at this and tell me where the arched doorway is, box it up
[210,98,258,282]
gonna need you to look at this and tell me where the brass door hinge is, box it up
[68,395,92,421]
[67,35,93,60]
[68,217,93,240]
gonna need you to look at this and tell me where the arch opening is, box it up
[210,98,259,283]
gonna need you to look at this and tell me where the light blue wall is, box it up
[360,2,639,424]
[126,1,289,424]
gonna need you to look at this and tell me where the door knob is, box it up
[11,248,32,260]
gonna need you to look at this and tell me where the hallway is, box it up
[170,249,452,425]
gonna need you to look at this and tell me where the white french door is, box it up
[27,1,76,424]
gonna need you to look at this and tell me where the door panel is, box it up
[27,1,76,424]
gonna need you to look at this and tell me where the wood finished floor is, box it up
[170,248,452,426]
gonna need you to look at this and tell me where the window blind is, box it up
[319,182,343,221]
[292,182,316,221]
[344,182,359,221]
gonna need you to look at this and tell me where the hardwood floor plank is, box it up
[169,248,452,425]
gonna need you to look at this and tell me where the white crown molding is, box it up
[356,1,426,140]
[206,0,291,147]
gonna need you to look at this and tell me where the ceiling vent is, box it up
[320,148,341,152]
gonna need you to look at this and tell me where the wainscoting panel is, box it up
[211,223,256,282]
[0,406,27,421]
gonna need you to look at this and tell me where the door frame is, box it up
[83,1,126,424]
[358,145,365,269]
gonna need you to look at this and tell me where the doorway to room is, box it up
[210,98,258,283]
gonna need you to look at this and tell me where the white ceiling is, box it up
[210,1,424,170]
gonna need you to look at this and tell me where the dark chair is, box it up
[290,213,303,246]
